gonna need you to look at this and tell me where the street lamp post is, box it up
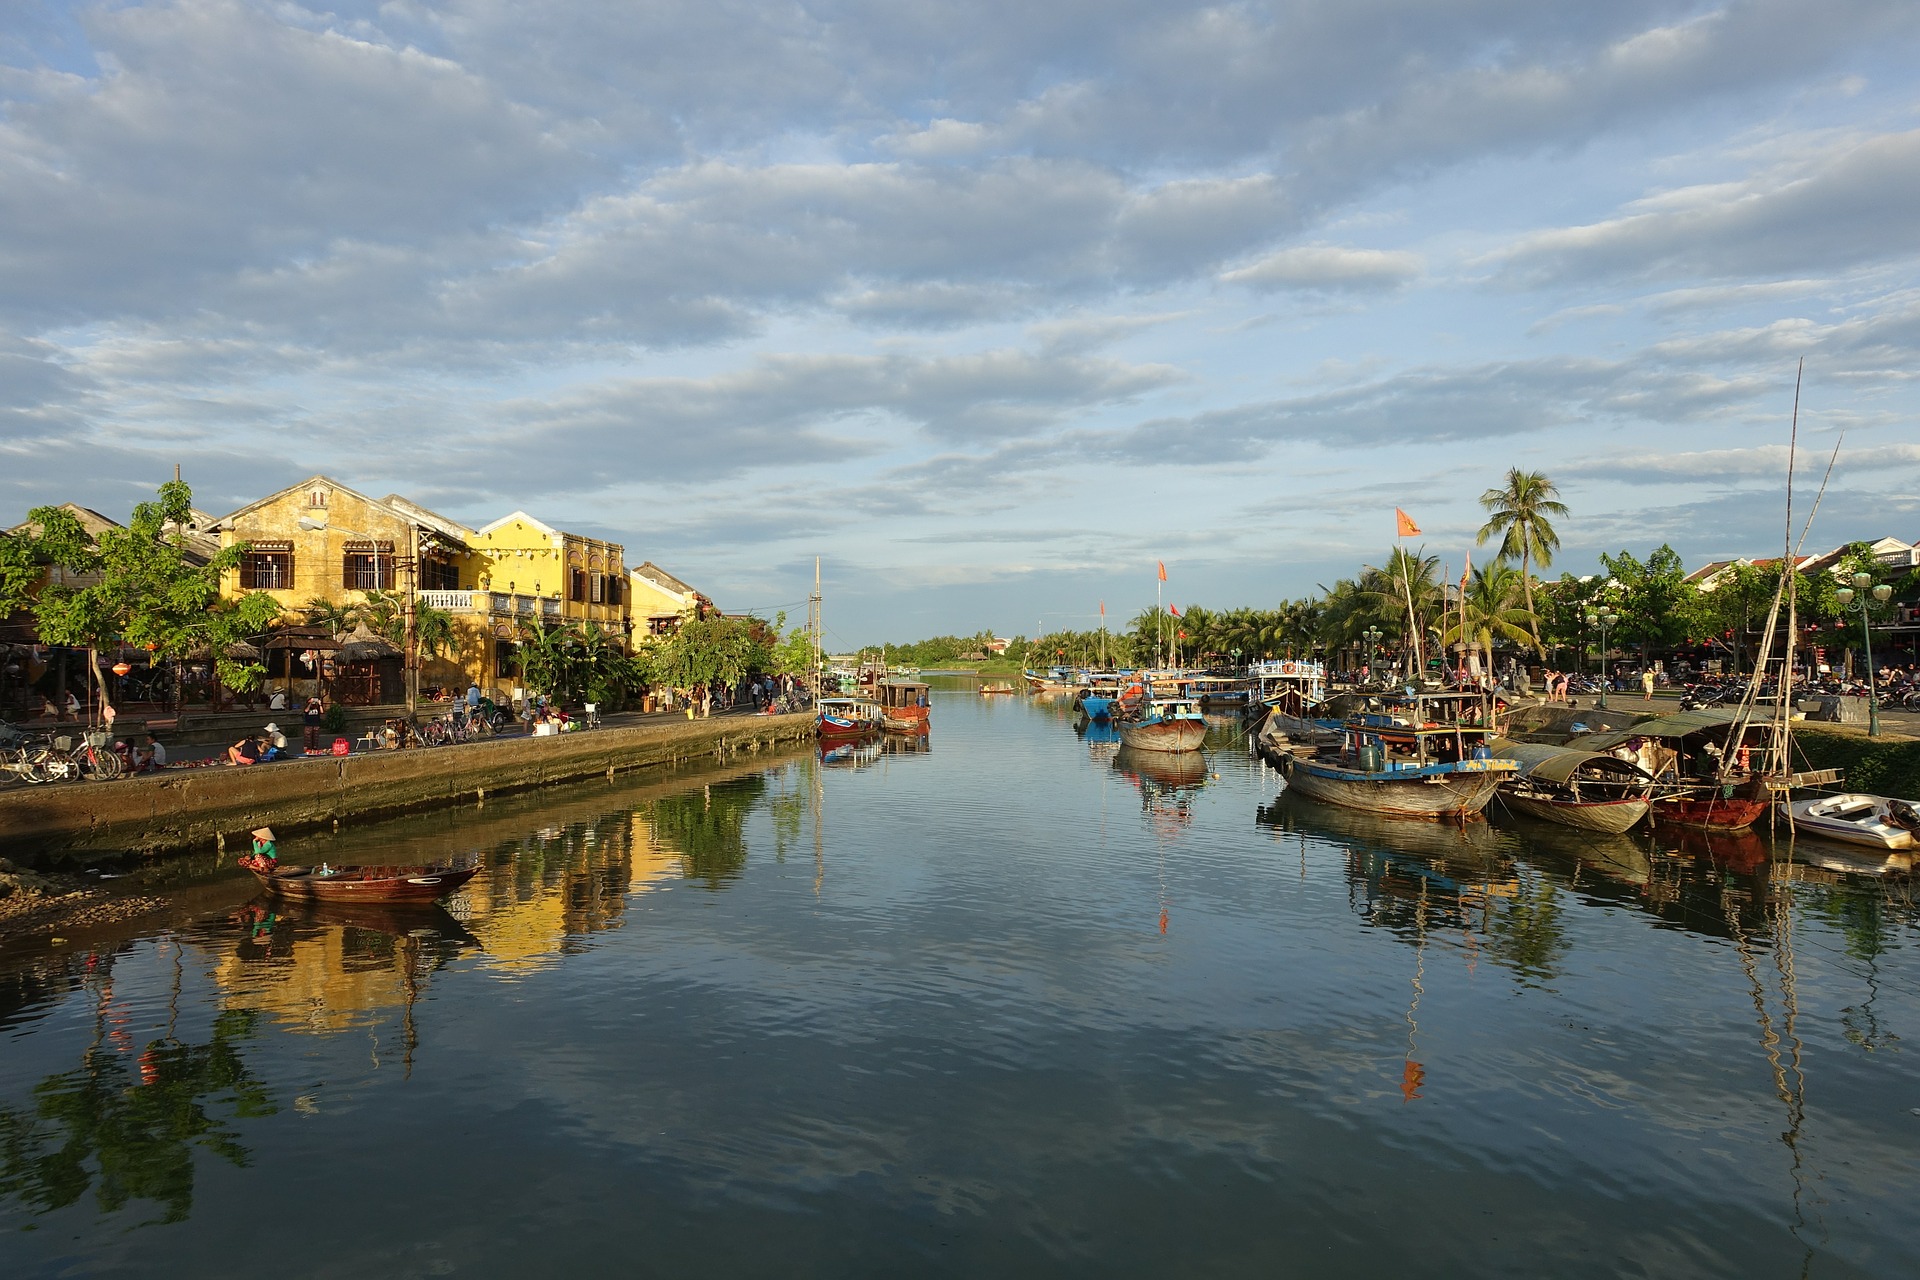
[1834,571,1893,737]
[1585,610,1620,709]
[1363,626,1384,685]
[1230,646,1242,674]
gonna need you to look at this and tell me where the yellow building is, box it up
[628,561,713,636]
[211,482,637,700]
[210,476,480,697]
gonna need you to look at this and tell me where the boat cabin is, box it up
[877,680,930,711]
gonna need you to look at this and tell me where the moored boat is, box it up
[251,862,479,903]
[1576,711,1779,832]
[877,679,932,732]
[1489,737,1654,834]
[980,681,1017,695]
[1277,690,1517,821]
[1115,697,1208,753]
[817,695,883,741]
[1786,793,1919,850]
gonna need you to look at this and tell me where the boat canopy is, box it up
[1490,737,1652,786]
[1580,708,1744,748]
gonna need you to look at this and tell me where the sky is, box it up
[3,0,1919,648]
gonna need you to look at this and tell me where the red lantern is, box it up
[111,662,132,677]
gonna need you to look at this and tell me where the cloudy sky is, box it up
[4,1,1919,645]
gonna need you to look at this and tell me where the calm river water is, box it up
[4,683,1919,1277]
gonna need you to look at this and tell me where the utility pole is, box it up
[808,556,823,684]
[404,525,419,718]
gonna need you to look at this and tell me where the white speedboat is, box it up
[1785,793,1919,850]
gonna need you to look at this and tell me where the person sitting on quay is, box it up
[228,734,263,765]
[260,722,288,760]
[132,733,168,773]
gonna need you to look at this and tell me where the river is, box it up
[2,681,1917,1277]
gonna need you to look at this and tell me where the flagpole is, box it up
[1156,575,1163,669]
[1393,510,1425,683]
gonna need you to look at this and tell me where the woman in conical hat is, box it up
[243,827,279,871]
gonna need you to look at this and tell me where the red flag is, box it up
[1395,508,1421,537]
[1157,560,1167,582]
[1177,629,1187,639]
[1099,600,1105,617]
[1169,604,1181,617]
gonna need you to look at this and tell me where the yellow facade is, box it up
[211,476,479,614]
[629,561,711,636]
[211,483,640,700]
[468,511,628,636]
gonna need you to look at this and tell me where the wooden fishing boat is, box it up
[1786,793,1919,850]
[979,681,1017,695]
[877,679,931,732]
[251,862,479,903]
[1116,697,1208,753]
[1489,737,1653,834]
[817,696,882,741]
[1576,710,1780,832]
[1277,690,1517,821]
[1280,752,1512,820]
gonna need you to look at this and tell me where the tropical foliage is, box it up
[1477,469,1567,656]
[635,611,777,692]
[514,621,647,710]
[17,481,283,705]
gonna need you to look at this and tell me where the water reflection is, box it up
[212,901,476,1047]
[1113,746,1209,838]
[3,692,1919,1273]
[0,945,274,1226]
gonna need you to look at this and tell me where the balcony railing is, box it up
[412,590,568,620]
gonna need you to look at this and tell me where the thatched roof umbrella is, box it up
[340,623,402,662]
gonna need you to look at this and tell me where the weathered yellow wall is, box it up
[469,513,628,634]
[218,484,479,611]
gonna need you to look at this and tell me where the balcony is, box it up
[414,590,564,620]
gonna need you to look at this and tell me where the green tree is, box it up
[0,1008,275,1225]
[1598,545,1696,664]
[1537,573,1610,671]
[25,481,282,711]
[1477,469,1568,656]
[640,611,775,692]
[0,529,38,621]
[301,597,360,639]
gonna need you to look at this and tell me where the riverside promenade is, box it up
[0,710,817,866]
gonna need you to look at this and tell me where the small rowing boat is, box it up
[980,681,1017,695]
[1489,737,1654,834]
[251,863,479,903]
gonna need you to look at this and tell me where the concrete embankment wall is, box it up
[0,713,816,867]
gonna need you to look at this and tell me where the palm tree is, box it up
[303,597,359,639]
[1477,469,1568,657]
[1443,560,1537,674]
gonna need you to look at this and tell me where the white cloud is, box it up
[1494,127,1920,284]
[1221,244,1423,292]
